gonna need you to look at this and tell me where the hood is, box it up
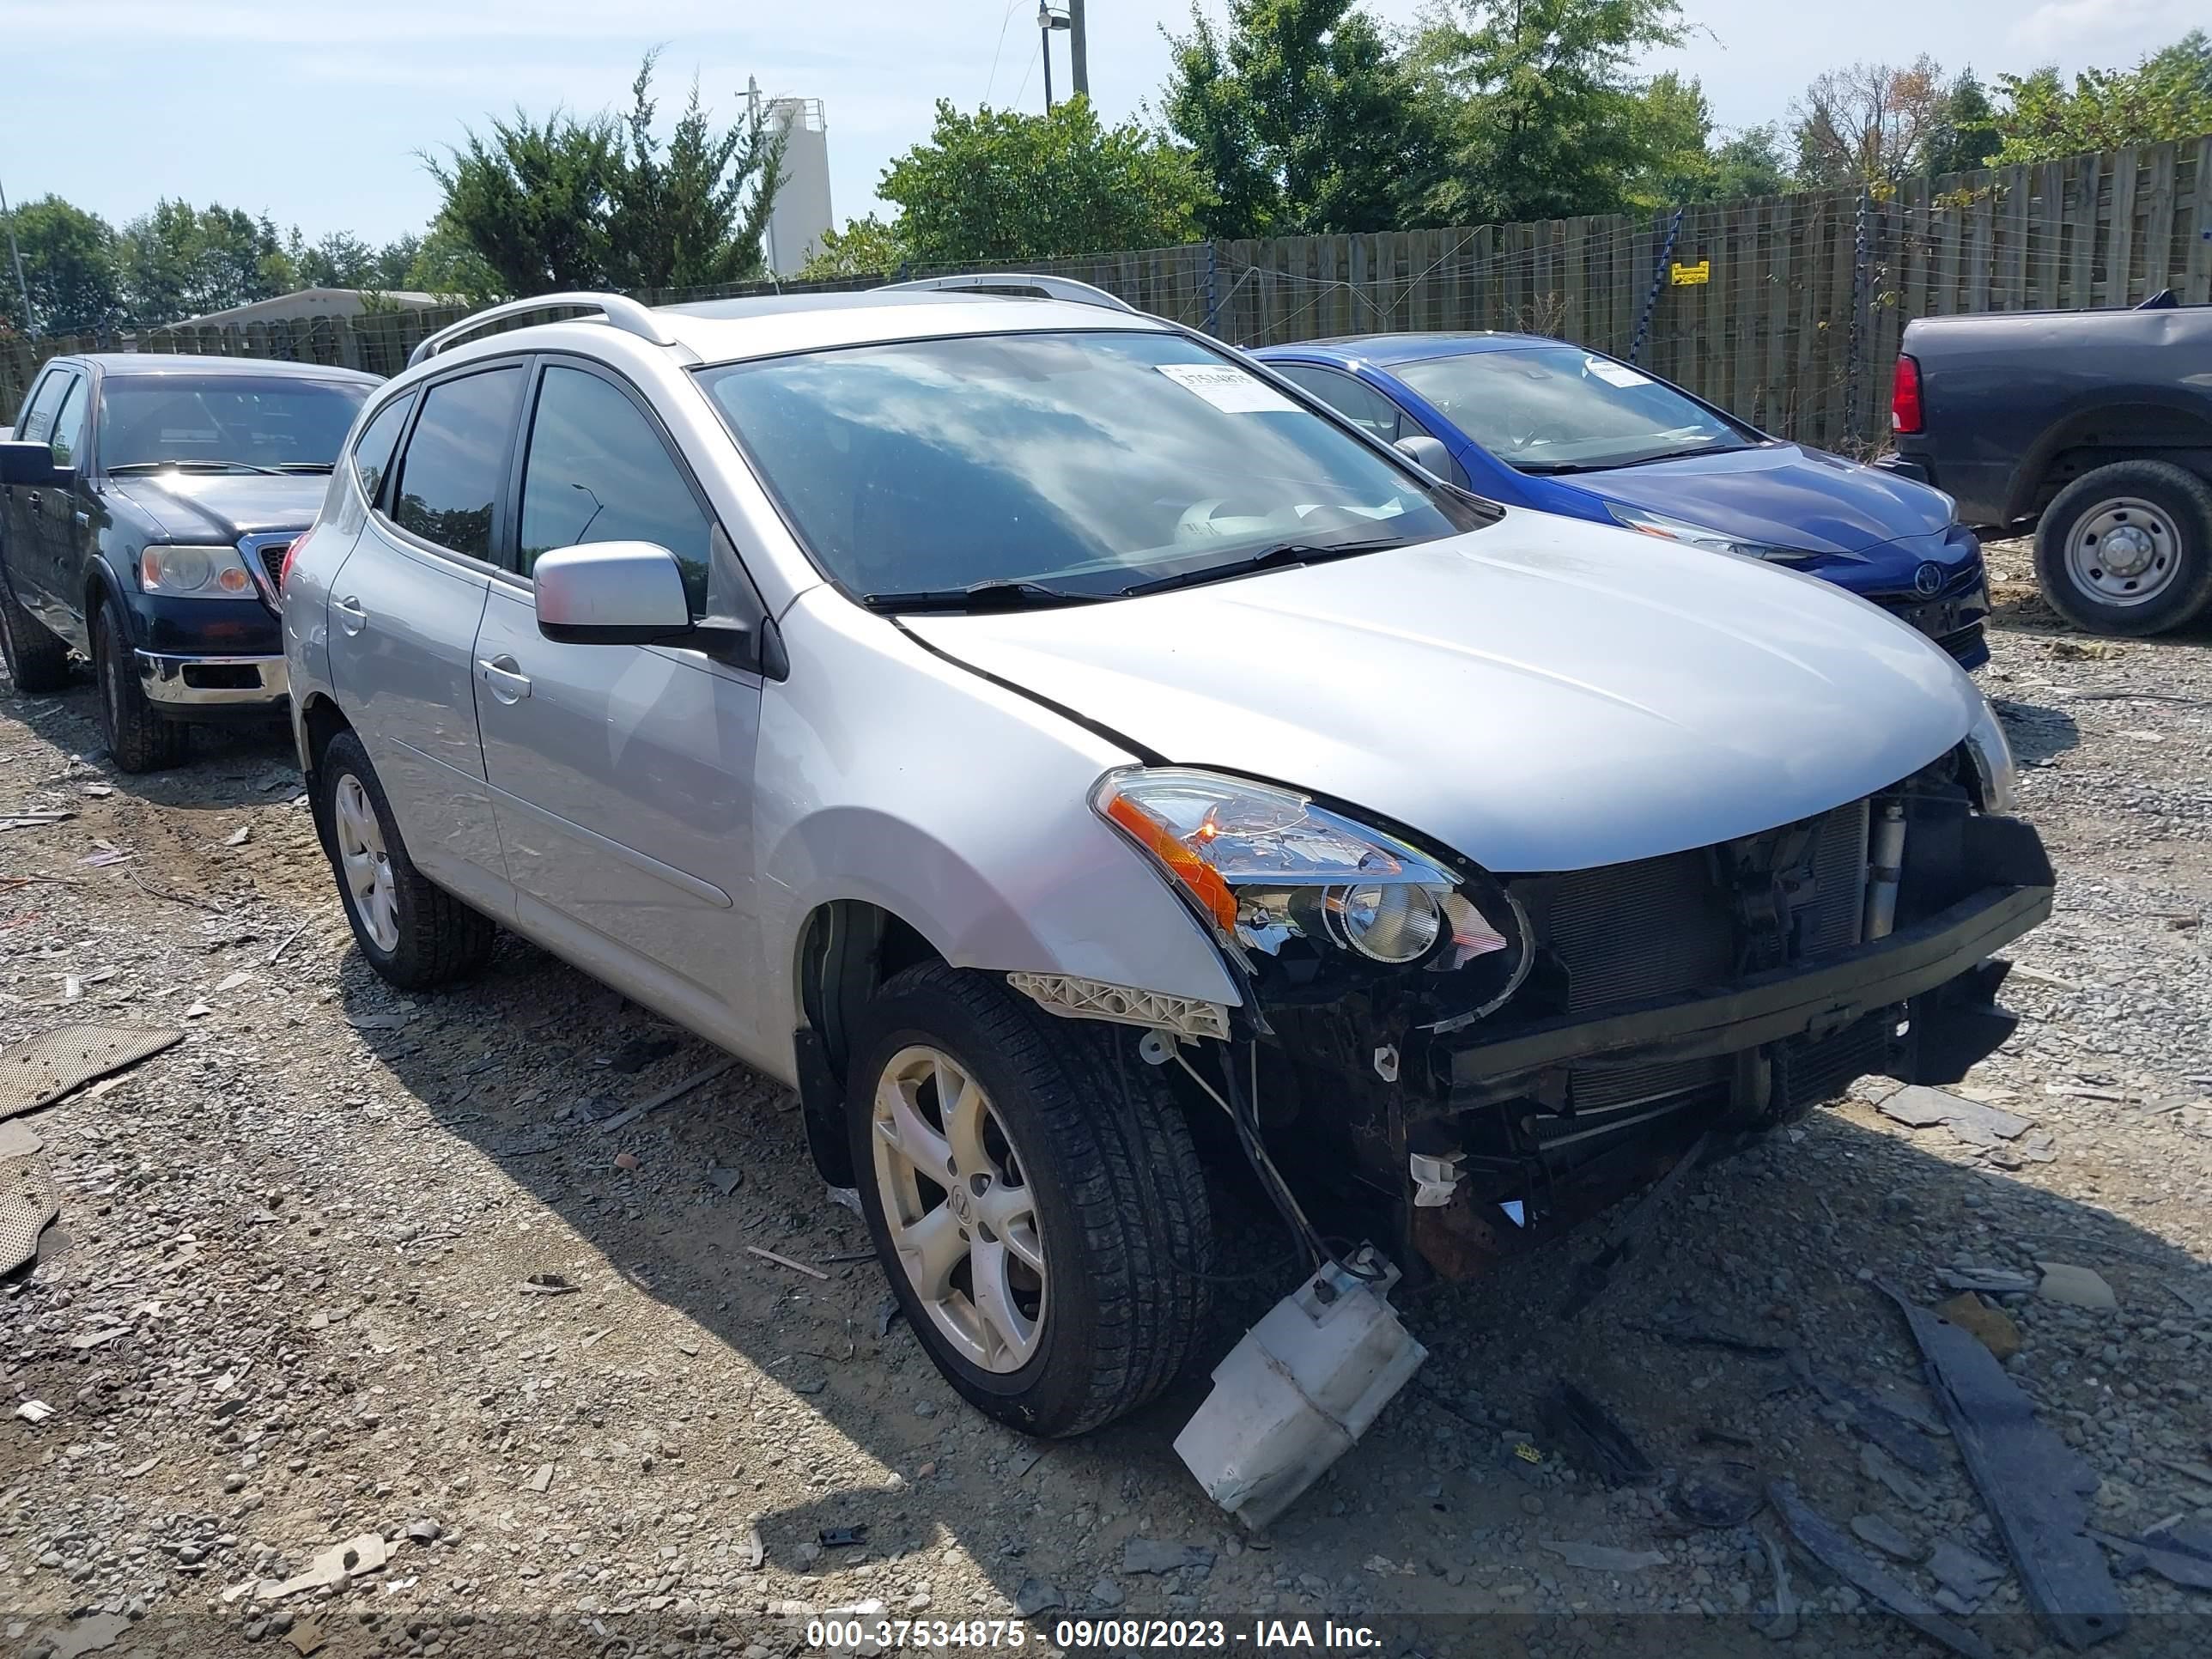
[110,474,327,543]
[905,512,1983,873]
[1564,443,1952,555]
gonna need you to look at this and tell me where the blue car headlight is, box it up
[1604,502,1829,568]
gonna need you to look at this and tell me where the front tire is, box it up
[2033,459,2212,636]
[93,603,189,772]
[848,963,1212,1437]
[317,730,495,989]
[0,553,72,694]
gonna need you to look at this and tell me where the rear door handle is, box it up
[22,490,40,509]
[477,654,532,703]
[333,595,368,635]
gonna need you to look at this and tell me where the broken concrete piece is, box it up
[45,1612,131,1659]
[256,1532,389,1601]
[1538,1539,1668,1571]
[2035,1261,2118,1310]
[1850,1513,1922,1562]
[1014,1578,1063,1616]
[1876,1085,2032,1143]
[1927,1537,2006,1607]
[1935,1292,2021,1360]
[1769,1481,1994,1659]
[526,1462,554,1493]
[286,1619,327,1656]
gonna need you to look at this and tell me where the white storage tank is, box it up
[761,94,833,278]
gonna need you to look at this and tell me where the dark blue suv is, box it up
[1254,334,1990,669]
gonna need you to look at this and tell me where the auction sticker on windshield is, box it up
[1156,362,1300,414]
[1584,357,1653,389]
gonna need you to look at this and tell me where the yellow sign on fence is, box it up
[1670,259,1711,287]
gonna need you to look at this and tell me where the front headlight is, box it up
[1963,695,2020,814]
[139,544,258,599]
[1091,767,1521,977]
[1604,502,1824,568]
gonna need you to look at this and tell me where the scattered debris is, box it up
[873,1294,902,1339]
[256,1532,390,1601]
[738,1525,766,1568]
[1637,1297,1791,1358]
[404,1519,441,1544]
[818,1525,868,1548]
[746,1244,830,1281]
[15,1399,55,1423]
[0,1022,183,1121]
[1557,1131,1712,1318]
[526,1462,555,1493]
[1014,1577,1064,1615]
[706,1163,744,1196]
[215,969,253,994]
[1753,1528,1797,1641]
[520,1273,577,1295]
[1936,1267,2039,1296]
[43,1611,131,1659]
[1539,1539,1667,1571]
[1927,1537,2008,1608]
[2035,1261,2118,1310]
[69,1324,130,1352]
[1123,1538,1212,1575]
[1880,1279,2127,1649]
[1859,1443,1935,1511]
[613,1151,639,1171]
[1792,1353,1947,1475]
[1935,1291,2022,1360]
[286,1619,327,1656]
[605,1033,682,1073]
[1672,1461,1763,1528]
[1876,1084,2033,1146]
[224,824,252,847]
[1540,1380,1655,1486]
[595,1057,736,1133]
[1768,1480,1996,1659]
[265,916,313,964]
[1850,1513,1923,1562]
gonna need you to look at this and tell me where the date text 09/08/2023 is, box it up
[804,1618,1384,1650]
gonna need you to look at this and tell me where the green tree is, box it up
[1413,0,1690,223]
[426,105,622,295]
[1618,76,1793,209]
[1789,57,1953,185]
[403,218,503,302]
[1161,0,1449,239]
[371,234,423,291]
[606,52,784,294]
[1992,31,2212,164]
[795,214,907,282]
[1923,70,2001,175]
[879,98,1206,264]
[114,200,294,325]
[291,230,380,289]
[0,195,121,336]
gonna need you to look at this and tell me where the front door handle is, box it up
[477,654,532,704]
[332,595,367,635]
[22,489,40,509]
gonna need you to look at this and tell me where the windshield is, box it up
[98,375,372,472]
[697,330,1478,604]
[1395,346,1755,474]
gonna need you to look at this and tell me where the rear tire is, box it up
[848,963,1212,1437]
[93,603,189,772]
[2033,459,2212,637]
[0,553,71,694]
[317,730,496,989]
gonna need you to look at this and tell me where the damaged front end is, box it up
[1082,736,2051,1293]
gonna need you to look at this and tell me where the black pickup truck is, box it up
[1,355,378,769]
[1886,297,2212,635]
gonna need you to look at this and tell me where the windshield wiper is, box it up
[1521,442,1762,477]
[271,461,336,473]
[1119,537,1407,598]
[862,580,1102,613]
[108,459,284,476]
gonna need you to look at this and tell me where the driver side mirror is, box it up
[533,541,695,645]
[1393,434,1452,477]
[0,441,67,489]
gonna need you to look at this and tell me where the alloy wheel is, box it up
[870,1044,1048,1373]
[332,774,401,952]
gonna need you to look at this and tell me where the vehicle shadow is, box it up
[2,669,299,805]
[1991,691,2081,769]
[333,932,2212,1644]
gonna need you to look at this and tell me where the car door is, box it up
[325,364,521,918]
[471,357,764,1051]
[1271,362,1474,490]
[31,369,94,636]
[2,367,76,627]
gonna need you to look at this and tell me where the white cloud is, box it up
[2009,0,2200,59]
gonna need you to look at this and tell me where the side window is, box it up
[518,365,714,612]
[351,392,416,508]
[389,368,523,562]
[13,370,72,446]
[1273,364,1404,442]
[48,374,90,468]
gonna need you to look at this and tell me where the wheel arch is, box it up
[2008,395,2212,525]
[296,692,356,857]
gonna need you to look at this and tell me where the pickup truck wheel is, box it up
[92,603,189,772]
[2034,459,2212,636]
[0,554,73,695]
[317,731,496,988]
[848,963,1212,1437]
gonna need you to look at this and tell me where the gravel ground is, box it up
[3,546,2210,1658]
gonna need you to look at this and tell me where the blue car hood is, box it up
[1564,444,1951,555]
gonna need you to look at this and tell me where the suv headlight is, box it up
[139,544,258,599]
[1963,694,2020,814]
[1092,767,1522,978]
[1605,502,1828,568]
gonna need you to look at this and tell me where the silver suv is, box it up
[285,288,2051,1445]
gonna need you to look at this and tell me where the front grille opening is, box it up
[181,663,261,690]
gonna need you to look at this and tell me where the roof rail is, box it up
[876,272,1138,314]
[406,292,680,368]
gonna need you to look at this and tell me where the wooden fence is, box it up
[5,135,2209,451]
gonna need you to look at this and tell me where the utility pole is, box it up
[1069,0,1088,98]
[0,174,35,340]
[1038,3,1071,112]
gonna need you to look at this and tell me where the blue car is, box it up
[1252,334,1991,669]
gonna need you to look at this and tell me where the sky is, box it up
[2,0,2203,249]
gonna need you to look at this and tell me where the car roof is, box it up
[653,289,1170,363]
[46,353,382,384]
[1255,332,1562,368]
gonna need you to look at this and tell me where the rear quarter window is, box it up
[389,368,524,562]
